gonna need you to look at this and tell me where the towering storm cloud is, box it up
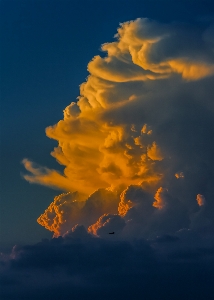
[1,17,214,300]
[23,18,214,238]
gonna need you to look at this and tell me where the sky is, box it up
[1,0,214,298]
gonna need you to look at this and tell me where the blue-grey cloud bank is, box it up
[1,225,214,299]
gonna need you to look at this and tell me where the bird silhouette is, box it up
[109,232,115,234]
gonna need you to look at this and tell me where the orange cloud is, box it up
[196,194,205,207]
[37,188,120,237]
[22,18,214,238]
[147,142,163,161]
[37,192,84,237]
[175,172,184,179]
[169,60,214,80]
[118,187,134,217]
[22,159,72,192]
[88,213,125,237]
[153,187,167,209]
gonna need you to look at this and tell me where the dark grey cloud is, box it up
[1,225,214,299]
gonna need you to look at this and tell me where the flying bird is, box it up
[109,232,115,234]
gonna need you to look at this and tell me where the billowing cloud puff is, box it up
[196,194,205,206]
[22,18,214,239]
[37,192,84,237]
[88,213,126,237]
[153,187,167,209]
[63,102,81,120]
[175,172,184,179]
[38,188,120,237]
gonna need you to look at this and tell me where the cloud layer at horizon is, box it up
[1,224,214,299]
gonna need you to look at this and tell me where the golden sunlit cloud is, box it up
[23,18,214,238]
[153,187,167,209]
[196,194,205,207]
[88,213,125,237]
[22,159,73,192]
[147,142,163,161]
[175,172,184,179]
[37,188,120,237]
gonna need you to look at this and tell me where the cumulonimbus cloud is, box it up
[22,18,214,238]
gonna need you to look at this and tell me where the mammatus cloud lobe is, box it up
[23,18,214,238]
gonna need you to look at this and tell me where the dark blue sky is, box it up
[1,0,214,248]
